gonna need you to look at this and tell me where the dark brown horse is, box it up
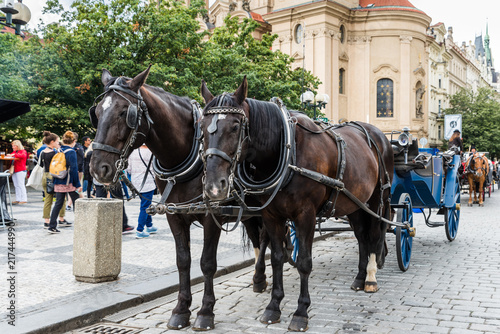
[200,77,394,331]
[89,67,267,330]
[466,153,489,206]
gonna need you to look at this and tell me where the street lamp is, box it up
[0,0,31,37]
[300,89,329,120]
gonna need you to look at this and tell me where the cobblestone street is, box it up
[79,189,500,334]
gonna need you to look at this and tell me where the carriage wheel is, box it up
[445,176,461,241]
[396,193,413,272]
[287,221,298,267]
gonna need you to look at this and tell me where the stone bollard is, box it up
[73,198,122,283]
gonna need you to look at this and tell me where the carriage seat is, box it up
[392,139,430,173]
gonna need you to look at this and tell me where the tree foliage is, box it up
[444,87,500,158]
[0,0,319,142]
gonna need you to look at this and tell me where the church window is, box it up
[340,25,345,44]
[377,78,394,118]
[295,24,303,44]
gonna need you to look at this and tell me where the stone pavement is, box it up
[2,186,326,333]
[70,189,500,334]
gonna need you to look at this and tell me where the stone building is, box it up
[205,0,497,144]
[207,0,432,137]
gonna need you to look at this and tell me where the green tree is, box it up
[1,0,319,142]
[444,87,500,158]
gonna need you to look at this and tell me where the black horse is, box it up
[200,77,394,331]
[89,67,267,330]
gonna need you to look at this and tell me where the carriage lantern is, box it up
[300,89,329,120]
[0,0,31,37]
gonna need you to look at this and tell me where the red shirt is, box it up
[13,149,28,173]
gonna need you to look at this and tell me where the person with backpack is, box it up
[47,131,82,234]
[39,131,69,229]
[126,145,158,238]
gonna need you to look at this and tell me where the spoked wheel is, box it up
[445,176,461,241]
[396,193,413,272]
[286,221,298,267]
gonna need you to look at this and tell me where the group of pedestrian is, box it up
[8,133,158,238]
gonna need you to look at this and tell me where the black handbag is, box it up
[46,176,55,194]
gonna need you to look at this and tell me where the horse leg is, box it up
[192,218,222,331]
[288,211,316,332]
[242,217,268,293]
[254,225,269,293]
[166,216,193,330]
[479,179,484,206]
[260,218,287,325]
[349,209,385,293]
[468,176,474,206]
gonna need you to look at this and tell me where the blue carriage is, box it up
[390,128,461,271]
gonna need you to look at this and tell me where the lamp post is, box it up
[300,89,329,120]
[0,0,31,37]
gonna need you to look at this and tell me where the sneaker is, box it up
[136,230,150,238]
[58,219,72,227]
[146,226,158,234]
[122,225,134,234]
[44,223,49,229]
[48,227,61,234]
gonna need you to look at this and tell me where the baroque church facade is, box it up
[206,0,432,139]
[204,0,497,146]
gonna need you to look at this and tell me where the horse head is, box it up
[200,77,250,200]
[468,154,488,178]
[89,66,153,184]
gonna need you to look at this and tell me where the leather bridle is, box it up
[89,77,154,183]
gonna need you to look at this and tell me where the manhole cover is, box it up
[72,322,144,333]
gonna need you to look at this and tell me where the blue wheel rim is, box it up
[400,203,413,268]
[290,221,299,263]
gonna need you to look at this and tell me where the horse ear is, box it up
[130,65,151,92]
[234,76,248,105]
[102,69,113,85]
[201,80,214,104]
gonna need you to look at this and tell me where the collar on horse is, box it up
[89,77,154,184]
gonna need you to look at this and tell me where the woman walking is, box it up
[7,140,28,204]
[39,131,69,229]
[47,131,82,234]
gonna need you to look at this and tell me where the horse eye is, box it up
[232,124,240,132]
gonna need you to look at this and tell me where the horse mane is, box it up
[106,75,192,108]
[205,94,284,154]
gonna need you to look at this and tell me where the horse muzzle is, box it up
[204,177,230,201]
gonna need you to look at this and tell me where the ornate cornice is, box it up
[373,64,399,73]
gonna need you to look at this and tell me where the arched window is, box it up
[339,25,346,44]
[377,78,393,117]
[339,68,345,94]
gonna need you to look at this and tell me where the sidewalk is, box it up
[0,186,338,333]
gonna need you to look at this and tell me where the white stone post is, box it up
[73,198,122,283]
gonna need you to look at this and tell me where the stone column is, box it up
[73,198,123,283]
[400,35,413,127]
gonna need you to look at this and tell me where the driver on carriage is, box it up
[448,129,463,156]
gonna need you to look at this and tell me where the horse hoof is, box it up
[260,309,281,324]
[364,281,379,293]
[350,279,364,291]
[167,313,191,330]
[480,203,484,207]
[192,314,215,331]
[468,203,473,207]
[288,315,309,332]
[253,279,268,293]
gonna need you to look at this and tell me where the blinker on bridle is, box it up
[89,77,155,183]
